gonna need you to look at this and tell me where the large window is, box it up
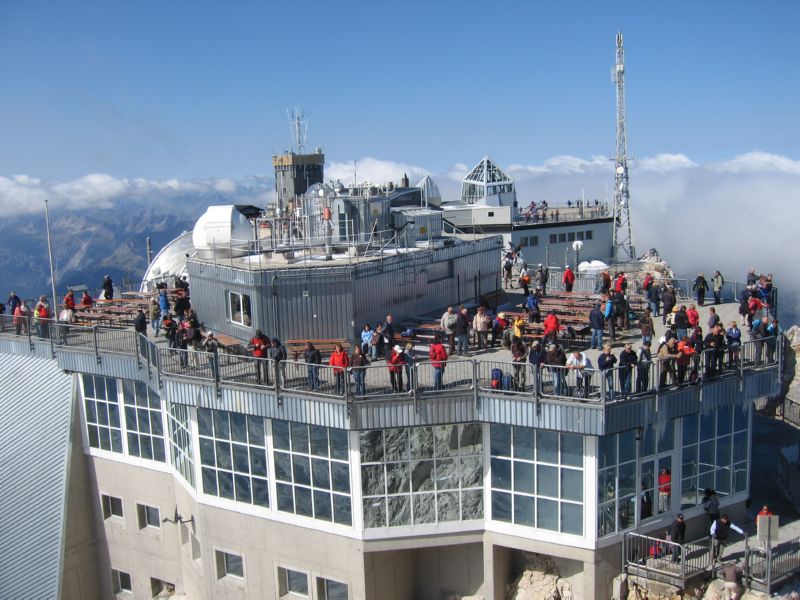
[361,424,483,528]
[317,577,348,600]
[228,291,252,327]
[122,380,165,462]
[490,425,584,535]
[278,567,308,598]
[83,375,123,454]
[597,429,637,537]
[681,405,749,509]
[198,409,269,508]
[167,402,195,487]
[273,421,351,525]
[215,550,244,580]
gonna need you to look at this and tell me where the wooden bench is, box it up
[286,339,350,360]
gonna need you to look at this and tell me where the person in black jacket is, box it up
[703,325,726,376]
[693,273,709,306]
[661,287,676,325]
[101,275,114,300]
[588,304,605,349]
[598,344,617,398]
[670,513,686,562]
[674,306,690,340]
[304,342,322,391]
[618,343,638,395]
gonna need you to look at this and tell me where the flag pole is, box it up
[44,198,58,315]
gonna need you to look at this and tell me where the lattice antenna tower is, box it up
[611,31,636,262]
[288,107,308,154]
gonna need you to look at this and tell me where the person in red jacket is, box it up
[658,468,672,513]
[429,335,448,390]
[329,343,350,395]
[80,291,93,307]
[686,304,700,329]
[562,265,575,292]
[387,344,406,392]
[543,310,560,344]
[64,290,76,311]
[248,330,270,384]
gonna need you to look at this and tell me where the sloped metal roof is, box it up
[0,353,73,600]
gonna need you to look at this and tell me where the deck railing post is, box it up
[27,316,33,350]
[471,360,478,410]
[92,325,101,365]
[766,542,773,593]
[275,360,283,407]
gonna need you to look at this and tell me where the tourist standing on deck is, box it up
[710,514,744,564]
[658,468,672,513]
[455,308,470,355]
[148,299,161,336]
[546,343,567,395]
[440,307,457,356]
[562,265,575,292]
[329,343,349,395]
[669,514,686,562]
[388,345,406,392]
[600,270,611,295]
[248,330,270,384]
[304,342,322,391]
[382,315,396,360]
[661,286,676,325]
[566,350,592,398]
[589,303,605,349]
[536,264,549,296]
[639,308,654,347]
[519,263,531,296]
[693,273,709,306]
[511,338,528,390]
[360,323,373,356]
[598,344,617,398]
[647,281,661,316]
[101,275,114,300]
[429,335,448,390]
[472,307,491,351]
[619,343,637,395]
[502,254,514,289]
[701,488,721,525]
[350,346,369,396]
[712,271,725,305]
[637,341,652,392]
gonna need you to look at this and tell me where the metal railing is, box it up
[623,531,711,588]
[0,320,783,410]
[744,534,800,593]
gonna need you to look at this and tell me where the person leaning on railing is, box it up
[350,346,370,396]
[658,338,678,387]
[304,342,322,391]
[429,335,448,391]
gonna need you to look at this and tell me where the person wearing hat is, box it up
[528,339,546,369]
[669,513,686,562]
[562,264,575,292]
[710,514,744,565]
[492,312,509,349]
[387,344,406,393]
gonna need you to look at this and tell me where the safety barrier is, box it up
[623,531,711,588]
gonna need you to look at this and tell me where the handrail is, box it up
[624,531,711,588]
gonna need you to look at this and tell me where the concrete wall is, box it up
[364,550,414,600]
[412,544,484,599]
[508,218,614,267]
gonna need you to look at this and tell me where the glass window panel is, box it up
[514,494,535,526]
[293,455,311,486]
[98,404,109,426]
[641,460,655,491]
[106,379,117,402]
[329,428,349,460]
[286,570,308,594]
[598,501,616,537]
[360,430,384,463]
[437,491,460,522]
[362,465,385,496]
[734,463,748,493]
[462,489,483,520]
[272,420,290,450]
[151,413,163,437]
[310,425,329,457]
[388,496,410,526]
[618,462,636,498]
[682,445,698,478]
[250,448,268,477]
[619,494,636,530]
[199,438,215,466]
[459,423,482,455]
[111,430,123,453]
[681,477,697,509]
[561,502,583,535]
[411,460,434,492]
[291,423,309,454]
[699,441,715,472]
[363,497,385,528]
[153,438,165,462]
[700,412,715,440]
[410,427,434,459]
[230,413,248,443]
[108,404,120,428]
[126,432,138,455]
[252,478,269,507]
[413,493,436,524]
[513,462,535,494]
[683,414,698,445]
[323,580,348,600]
[717,435,732,467]
[698,471,716,497]
[492,491,512,522]
[537,498,558,531]
[313,490,332,521]
[734,405,748,432]
[235,474,251,503]
[598,435,617,469]
[460,455,483,488]
[213,410,229,440]
[435,458,458,490]
[247,416,265,445]
[82,374,95,398]
[218,471,234,500]
[619,430,636,464]
[333,495,352,526]
[561,469,583,502]
[85,400,97,424]
[537,465,558,497]
[384,428,409,461]
[276,483,294,512]
[232,444,250,473]
[513,427,534,460]
[658,421,674,452]
[331,462,350,494]
[198,408,213,437]
[717,405,733,436]
[274,452,292,482]
[434,426,458,458]
[295,486,313,517]
[716,468,731,496]
[598,469,616,503]
[536,430,558,464]
[732,437,748,463]
[560,433,583,467]
[312,458,332,489]
[491,458,512,490]
[641,424,655,457]
[490,424,511,457]
[215,441,232,470]
[385,462,409,494]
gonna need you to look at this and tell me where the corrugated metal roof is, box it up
[0,353,73,600]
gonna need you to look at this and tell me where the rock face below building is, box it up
[506,553,573,600]
[782,326,800,415]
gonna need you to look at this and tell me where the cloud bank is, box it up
[1,151,798,320]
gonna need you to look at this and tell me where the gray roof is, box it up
[0,353,73,600]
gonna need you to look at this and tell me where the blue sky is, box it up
[0,0,797,181]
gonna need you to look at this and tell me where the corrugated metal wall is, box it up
[0,353,73,600]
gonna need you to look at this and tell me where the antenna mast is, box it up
[611,31,635,262]
[288,107,308,154]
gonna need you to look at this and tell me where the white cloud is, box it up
[710,151,800,174]
[635,153,697,173]
[325,157,429,187]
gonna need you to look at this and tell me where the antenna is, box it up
[287,107,308,154]
[611,30,636,262]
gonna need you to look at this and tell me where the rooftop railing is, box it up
[623,531,711,589]
[0,315,781,413]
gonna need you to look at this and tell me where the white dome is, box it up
[192,205,254,259]
[140,232,195,292]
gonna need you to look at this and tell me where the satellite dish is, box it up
[616,166,625,175]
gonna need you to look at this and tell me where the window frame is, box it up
[111,568,132,594]
[136,503,161,529]
[227,290,252,327]
[277,566,310,598]
[102,493,124,520]
[317,576,349,600]
[215,549,245,581]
